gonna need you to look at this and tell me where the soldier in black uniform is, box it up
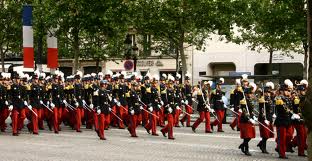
[158,75,167,127]
[9,72,27,136]
[0,74,9,132]
[161,79,175,140]
[73,74,85,132]
[180,75,193,127]
[49,75,65,133]
[229,79,243,131]
[27,74,43,134]
[96,80,111,140]
[210,81,225,132]
[127,82,142,137]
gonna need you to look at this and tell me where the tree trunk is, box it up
[305,0,312,160]
[175,47,179,73]
[95,58,100,73]
[73,27,80,74]
[0,47,4,72]
[268,49,273,75]
[179,32,187,79]
[303,42,308,79]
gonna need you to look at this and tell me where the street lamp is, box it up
[124,34,139,72]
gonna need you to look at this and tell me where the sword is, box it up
[82,103,92,112]
[41,102,53,113]
[110,111,123,122]
[253,117,274,134]
[64,102,75,111]
[198,82,220,122]
[28,107,38,117]
[224,106,240,115]
[141,107,160,119]
[181,108,192,116]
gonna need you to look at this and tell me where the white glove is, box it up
[47,101,50,106]
[117,102,121,107]
[160,101,164,106]
[210,109,215,113]
[181,100,185,104]
[113,99,118,103]
[253,116,258,121]
[62,100,67,104]
[97,109,101,114]
[264,120,270,125]
[8,105,13,111]
[176,106,180,110]
[140,106,143,110]
[108,96,112,101]
[40,100,43,105]
[24,101,28,106]
[50,103,55,108]
[148,107,153,112]
[230,108,234,111]
[238,109,242,113]
[75,102,79,107]
[158,104,162,109]
[109,108,112,112]
[89,104,94,109]
[185,100,189,105]
[168,107,173,113]
[130,110,135,115]
[291,114,300,120]
[82,100,86,104]
[5,101,9,106]
[272,114,277,119]
[192,98,196,102]
[249,118,256,124]
[28,105,32,110]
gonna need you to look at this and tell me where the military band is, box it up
[0,70,308,159]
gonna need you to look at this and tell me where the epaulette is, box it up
[212,89,216,95]
[258,96,265,103]
[25,84,31,91]
[125,91,130,97]
[84,84,89,89]
[230,89,234,95]
[294,97,300,105]
[146,87,151,93]
[6,85,11,90]
[240,99,246,105]
[275,97,284,105]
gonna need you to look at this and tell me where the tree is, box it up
[42,0,129,73]
[233,0,303,75]
[130,0,236,77]
[0,0,23,72]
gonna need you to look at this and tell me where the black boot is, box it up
[239,143,245,153]
[262,140,269,154]
[244,144,252,156]
[257,140,263,150]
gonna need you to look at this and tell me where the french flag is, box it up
[47,29,58,69]
[22,5,34,68]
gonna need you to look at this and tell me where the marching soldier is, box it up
[0,73,10,132]
[180,73,193,127]
[275,81,293,159]
[173,73,182,127]
[159,74,167,127]
[210,78,225,132]
[192,81,213,133]
[229,79,243,131]
[96,80,111,140]
[161,75,176,140]
[9,72,27,136]
[73,72,85,132]
[238,83,257,156]
[257,82,275,154]
[127,82,141,137]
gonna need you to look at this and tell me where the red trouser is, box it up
[180,105,193,126]
[192,111,211,132]
[53,108,59,132]
[0,108,9,131]
[129,114,138,136]
[85,109,94,129]
[117,106,125,128]
[161,114,174,138]
[12,108,26,134]
[212,109,225,131]
[58,107,63,126]
[75,107,83,131]
[277,126,291,158]
[293,124,306,155]
[93,111,99,131]
[98,113,106,139]
[174,108,181,126]
[145,111,157,134]
[286,125,294,149]
[31,108,39,133]
[158,108,165,126]
[230,111,241,129]
[142,106,149,126]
